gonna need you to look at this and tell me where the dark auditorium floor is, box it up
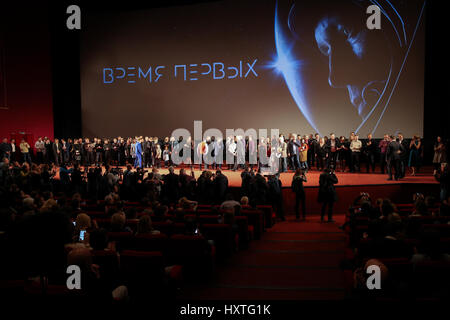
[178,214,347,300]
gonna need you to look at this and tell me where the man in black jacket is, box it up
[292,168,307,220]
[363,133,376,173]
[0,138,11,161]
[287,135,301,171]
[163,166,180,204]
[214,170,229,204]
[326,133,341,169]
[397,133,409,178]
[386,135,405,181]
[268,174,285,221]
[318,167,338,222]
[52,138,63,166]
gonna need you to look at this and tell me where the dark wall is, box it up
[422,0,450,159]
[0,2,54,142]
[424,0,450,139]
[49,1,82,139]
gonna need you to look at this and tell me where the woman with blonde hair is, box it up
[39,199,58,213]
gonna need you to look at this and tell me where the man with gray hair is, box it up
[22,197,35,216]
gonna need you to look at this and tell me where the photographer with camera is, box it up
[318,165,338,223]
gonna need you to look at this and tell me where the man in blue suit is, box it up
[135,137,143,168]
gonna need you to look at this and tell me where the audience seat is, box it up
[241,209,264,239]
[256,205,274,228]
[201,224,236,258]
[152,221,174,236]
[93,218,111,229]
[412,260,450,298]
[130,233,168,254]
[167,235,213,280]
[91,250,120,287]
[119,250,165,298]
[197,215,220,224]
[125,219,138,232]
[107,232,133,251]
[234,216,251,247]
[421,224,450,238]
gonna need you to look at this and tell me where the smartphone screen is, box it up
[79,230,86,241]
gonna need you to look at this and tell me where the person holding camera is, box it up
[318,166,338,223]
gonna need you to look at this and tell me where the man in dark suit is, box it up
[214,170,229,204]
[44,137,53,164]
[386,135,405,180]
[318,167,338,222]
[52,138,63,166]
[397,133,409,178]
[240,166,254,197]
[363,133,376,173]
[292,168,307,220]
[268,174,285,221]
[163,166,180,204]
[287,135,301,170]
[0,138,11,161]
[326,133,341,169]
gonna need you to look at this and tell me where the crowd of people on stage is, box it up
[0,133,446,178]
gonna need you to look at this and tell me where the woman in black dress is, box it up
[337,136,349,172]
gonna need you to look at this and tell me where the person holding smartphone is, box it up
[73,213,93,244]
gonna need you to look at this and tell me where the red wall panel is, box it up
[0,4,54,144]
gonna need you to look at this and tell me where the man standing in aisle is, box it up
[318,166,338,223]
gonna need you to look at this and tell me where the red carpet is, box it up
[178,215,347,300]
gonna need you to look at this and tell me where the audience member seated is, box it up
[110,212,132,233]
[220,193,241,211]
[67,247,128,302]
[89,228,115,251]
[358,218,412,259]
[240,196,249,207]
[411,228,450,267]
[136,215,160,235]
[178,197,198,210]
[154,205,169,220]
